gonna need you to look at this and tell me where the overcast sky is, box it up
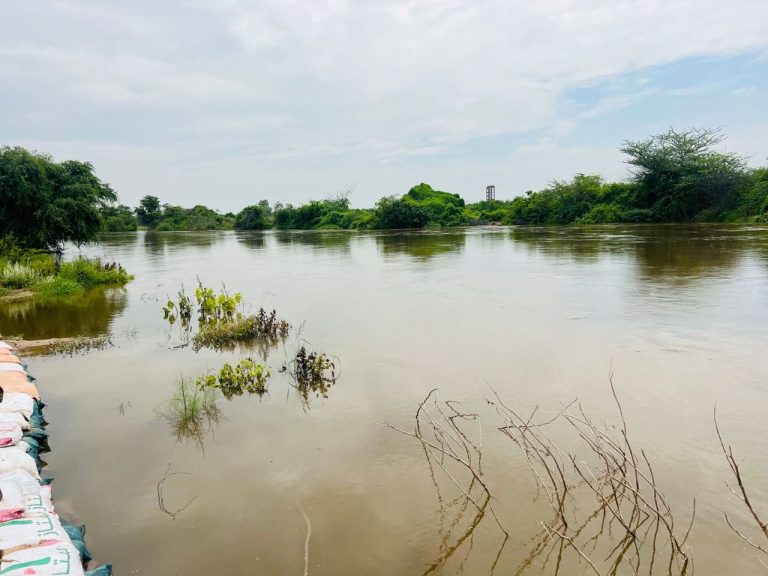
[2,1,767,211]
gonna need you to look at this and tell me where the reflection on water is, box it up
[142,231,225,258]
[0,287,127,339]
[376,230,467,260]
[235,231,268,250]
[273,230,353,254]
[510,224,768,284]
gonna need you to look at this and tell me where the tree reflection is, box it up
[273,230,353,255]
[509,224,768,285]
[235,231,268,250]
[142,230,222,257]
[0,286,127,339]
[375,230,466,261]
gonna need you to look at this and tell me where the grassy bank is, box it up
[0,251,132,302]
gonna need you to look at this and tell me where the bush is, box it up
[577,204,624,224]
[234,205,271,230]
[372,196,428,229]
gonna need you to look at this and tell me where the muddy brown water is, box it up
[2,225,767,575]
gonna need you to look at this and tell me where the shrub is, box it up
[372,196,428,229]
[577,204,623,224]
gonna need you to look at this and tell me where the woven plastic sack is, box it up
[0,470,53,515]
[0,394,33,420]
[85,566,112,576]
[0,365,24,373]
[0,510,69,550]
[0,373,39,399]
[0,423,22,447]
[0,414,28,432]
[0,448,39,479]
[59,520,91,565]
[0,540,85,575]
[0,480,25,522]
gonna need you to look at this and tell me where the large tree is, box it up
[621,128,747,221]
[135,195,162,228]
[0,146,117,249]
[234,204,271,230]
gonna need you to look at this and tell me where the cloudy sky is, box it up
[2,1,767,210]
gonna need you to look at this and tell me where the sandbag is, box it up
[0,355,20,365]
[0,374,39,399]
[0,470,53,515]
[0,480,25,522]
[0,510,70,550]
[0,364,24,373]
[0,423,22,448]
[85,567,112,576]
[0,393,34,419]
[0,448,39,479]
[0,414,29,431]
[0,342,13,350]
[59,520,91,565]
[0,540,85,576]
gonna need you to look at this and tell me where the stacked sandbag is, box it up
[0,341,111,575]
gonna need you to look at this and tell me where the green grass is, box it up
[58,258,132,289]
[0,253,132,301]
[36,277,84,299]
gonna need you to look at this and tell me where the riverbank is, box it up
[0,252,132,304]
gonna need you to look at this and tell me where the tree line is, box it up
[2,127,767,250]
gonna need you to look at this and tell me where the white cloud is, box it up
[1,0,767,206]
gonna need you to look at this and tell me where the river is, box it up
[3,225,767,575]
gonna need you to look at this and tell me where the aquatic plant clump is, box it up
[197,358,271,399]
[283,346,336,402]
[163,281,290,351]
[192,307,289,351]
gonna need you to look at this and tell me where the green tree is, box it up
[621,128,747,221]
[372,196,428,229]
[101,204,138,231]
[135,195,162,228]
[234,204,271,230]
[0,146,117,249]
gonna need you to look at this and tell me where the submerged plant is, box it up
[282,346,336,402]
[159,377,221,448]
[42,335,113,357]
[197,358,270,399]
